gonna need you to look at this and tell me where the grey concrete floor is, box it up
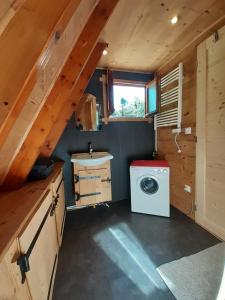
[53,200,220,300]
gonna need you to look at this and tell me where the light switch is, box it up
[185,127,192,134]
[184,185,191,193]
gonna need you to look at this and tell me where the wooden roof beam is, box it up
[0,0,82,150]
[1,0,119,189]
[40,42,108,157]
[0,1,26,36]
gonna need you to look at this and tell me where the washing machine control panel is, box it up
[153,168,168,173]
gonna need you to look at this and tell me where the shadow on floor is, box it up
[53,200,220,300]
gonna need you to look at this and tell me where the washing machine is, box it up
[130,160,170,217]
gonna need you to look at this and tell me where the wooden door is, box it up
[0,240,31,300]
[196,25,225,240]
[52,171,66,246]
[75,168,112,206]
[18,190,58,300]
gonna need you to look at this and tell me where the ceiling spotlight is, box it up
[103,49,108,56]
[170,16,178,24]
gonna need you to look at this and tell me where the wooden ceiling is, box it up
[99,0,225,71]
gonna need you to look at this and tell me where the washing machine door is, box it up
[139,176,159,195]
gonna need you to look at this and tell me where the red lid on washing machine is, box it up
[130,160,169,167]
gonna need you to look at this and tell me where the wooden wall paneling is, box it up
[157,18,225,220]
[157,49,197,219]
[0,0,82,150]
[40,42,107,156]
[2,0,119,189]
[0,0,99,184]
[196,25,225,240]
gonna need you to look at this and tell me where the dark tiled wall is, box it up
[52,69,155,206]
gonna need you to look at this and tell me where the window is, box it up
[105,71,158,120]
[146,78,158,116]
[110,84,146,118]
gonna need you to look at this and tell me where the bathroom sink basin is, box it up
[71,152,113,167]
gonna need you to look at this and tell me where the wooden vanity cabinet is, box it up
[18,189,58,300]
[73,161,112,206]
[52,171,66,246]
[0,165,65,300]
[0,240,30,300]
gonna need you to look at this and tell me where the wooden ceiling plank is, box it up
[40,42,108,157]
[0,0,82,150]
[98,0,225,71]
[1,0,119,189]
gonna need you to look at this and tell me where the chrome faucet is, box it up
[88,142,93,154]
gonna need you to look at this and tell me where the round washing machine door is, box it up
[139,176,159,195]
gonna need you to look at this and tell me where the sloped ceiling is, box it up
[99,0,225,71]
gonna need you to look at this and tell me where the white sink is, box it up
[71,152,113,167]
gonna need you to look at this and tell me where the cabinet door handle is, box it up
[101,177,111,183]
[74,174,79,183]
[75,192,101,202]
[17,202,53,283]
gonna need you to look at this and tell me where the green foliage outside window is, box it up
[111,85,145,118]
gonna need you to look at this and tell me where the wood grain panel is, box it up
[0,239,31,299]
[18,189,58,300]
[0,163,63,261]
[196,25,225,239]
[0,0,25,36]
[0,0,98,184]
[73,159,112,206]
[157,49,197,219]
[157,18,225,220]
[0,0,82,151]
[2,0,119,189]
[99,0,225,71]
[40,42,107,157]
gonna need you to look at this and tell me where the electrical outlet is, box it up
[185,127,192,134]
[184,184,191,193]
[172,128,181,134]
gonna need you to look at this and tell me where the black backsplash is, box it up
[52,69,155,206]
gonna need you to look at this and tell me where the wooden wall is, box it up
[196,25,225,240]
[157,49,197,219]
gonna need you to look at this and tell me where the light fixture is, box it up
[170,16,178,24]
[103,49,108,56]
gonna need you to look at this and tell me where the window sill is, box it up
[102,117,150,123]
